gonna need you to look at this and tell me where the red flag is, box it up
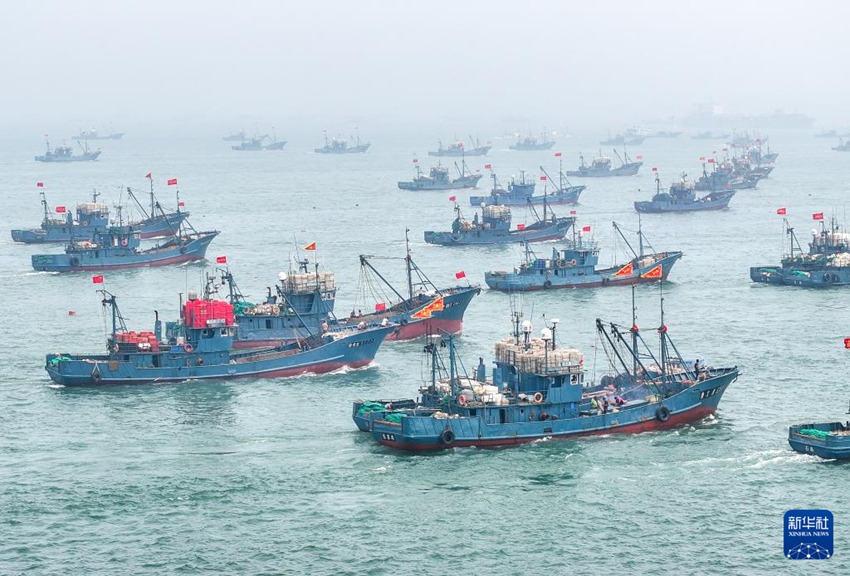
[457,141,463,148]
[68,310,76,316]
[635,154,643,160]
[145,173,152,179]
[92,275,104,284]
[641,264,662,279]
[455,271,466,279]
[517,224,526,230]
[582,225,591,232]
[554,152,562,157]
[614,262,634,277]
[813,212,824,221]
[216,256,227,264]
[776,207,786,215]
[167,178,178,186]
[412,159,418,164]
[484,164,492,170]
[651,167,657,172]
[55,206,67,213]
[178,201,185,207]
[569,210,577,215]
[36,181,44,188]
[448,195,457,202]
[304,242,317,251]
[707,158,715,164]
[540,175,547,181]
[699,157,705,161]
[844,338,850,349]
[374,302,386,312]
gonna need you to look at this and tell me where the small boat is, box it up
[222,130,246,142]
[424,201,574,246]
[428,137,490,157]
[361,298,738,451]
[509,129,556,151]
[35,138,100,162]
[750,217,850,287]
[342,231,480,340]
[833,138,850,152]
[634,171,735,213]
[45,289,391,386]
[71,128,124,141]
[691,131,730,140]
[397,159,482,191]
[314,130,370,154]
[565,147,642,177]
[789,406,850,459]
[31,221,218,272]
[485,221,682,291]
[231,133,286,151]
[652,130,682,138]
[600,128,647,146]
[469,164,585,207]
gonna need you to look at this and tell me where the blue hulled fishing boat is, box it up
[397,159,482,191]
[833,138,850,152]
[361,302,738,451]
[750,217,850,287]
[424,201,574,246]
[789,408,850,459]
[231,133,286,151]
[45,289,391,386]
[314,130,370,154]
[469,161,585,207]
[485,222,682,291]
[222,130,246,142]
[509,130,556,151]
[31,221,218,272]
[429,138,490,157]
[35,138,101,162]
[565,147,642,177]
[72,129,124,141]
[634,172,735,213]
[600,128,647,146]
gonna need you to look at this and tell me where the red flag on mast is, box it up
[167,178,178,186]
[813,212,824,221]
[92,275,104,284]
[455,271,466,279]
[36,182,44,187]
[304,242,317,251]
[216,256,227,264]
[776,207,787,215]
[554,152,562,157]
[145,173,152,179]
[448,195,457,202]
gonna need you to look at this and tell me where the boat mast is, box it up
[638,214,645,257]
[41,191,49,225]
[658,279,667,384]
[405,228,413,300]
[612,221,639,260]
[631,286,638,375]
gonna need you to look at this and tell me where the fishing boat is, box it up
[789,405,850,459]
[314,130,370,154]
[469,160,585,206]
[424,201,574,246]
[362,299,738,451]
[634,171,735,213]
[31,220,218,272]
[692,131,730,140]
[45,289,391,386]
[35,138,101,162]
[750,217,850,287]
[344,232,480,340]
[746,139,778,165]
[222,130,247,142]
[833,138,850,152]
[428,137,490,157]
[231,133,286,151]
[652,130,682,138]
[71,128,124,141]
[565,147,642,177]
[509,130,556,151]
[123,183,191,239]
[600,128,647,146]
[397,159,482,191]
[485,222,682,291]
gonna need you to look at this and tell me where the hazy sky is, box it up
[3,1,847,135]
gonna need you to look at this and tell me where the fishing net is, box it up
[798,429,830,440]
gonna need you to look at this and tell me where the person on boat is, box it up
[591,397,599,413]
[693,359,701,377]
[452,217,461,234]
[601,396,609,414]
[472,212,479,227]
[614,395,626,406]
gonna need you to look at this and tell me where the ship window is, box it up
[220,328,228,336]
[266,319,273,329]
[469,409,477,416]
[203,329,214,338]
[152,354,161,368]
[500,409,507,424]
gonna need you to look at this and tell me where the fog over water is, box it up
[2,0,847,138]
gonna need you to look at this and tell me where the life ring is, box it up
[196,357,204,366]
[183,344,194,353]
[110,343,119,354]
[543,280,552,289]
[533,392,544,403]
[180,246,188,254]
[556,259,566,267]
[823,273,831,283]
[91,368,102,383]
[121,239,128,247]
[83,221,89,227]
[569,259,577,266]
[656,406,670,422]
[70,257,80,266]
[439,428,455,446]
[457,394,468,407]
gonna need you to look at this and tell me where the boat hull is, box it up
[788,422,850,459]
[35,152,101,162]
[373,369,737,451]
[428,147,490,157]
[11,211,189,244]
[634,193,734,213]
[424,219,572,246]
[485,252,683,292]
[750,265,850,287]
[469,186,584,206]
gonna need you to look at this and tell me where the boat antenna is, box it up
[40,190,50,225]
[405,228,414,299]
[638,214,644,257]
[658,277,667,384]
[631,285,638,375]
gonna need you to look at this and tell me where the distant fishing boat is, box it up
[789,403,850,459]
[833,138,850,152]
[469,161,585,206]
[634,171,735,213]
[423,200,574,246]
[600,128,647,146]
[651,130,682,138]
[231,133,287,151]
[485,221,682,291]
[429,137,490,157]
[692,131,730,140]
[45,288,391,386]
[565,147,642,177]
[751,216,850,287]
[71,128,124,141]
[509,129,556,151]
[35,138,100,162]
[222,130,246,142]
[359,298,738,451]
[314,129,370,154]
[31,219,218,272]
[397,159,482,190]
